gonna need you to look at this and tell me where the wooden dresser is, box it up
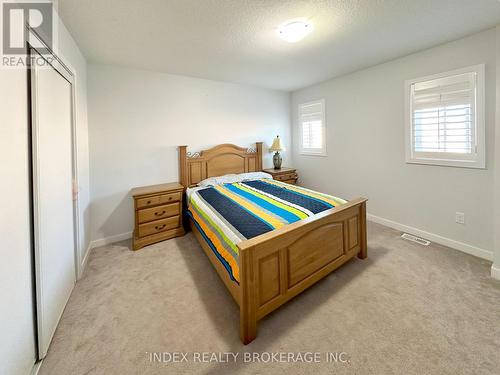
[263,167,298,185]
[131,182,185,250]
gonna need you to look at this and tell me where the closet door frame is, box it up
[27,27,81,360]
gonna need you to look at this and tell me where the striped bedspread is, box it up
[187,179,347,284]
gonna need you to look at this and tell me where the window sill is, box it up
[299,151,328,157]
[406,156,485,169]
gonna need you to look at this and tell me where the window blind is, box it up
[299,100,325,154]
[411,72,476,155]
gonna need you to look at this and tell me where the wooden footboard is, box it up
[237,198,367,344]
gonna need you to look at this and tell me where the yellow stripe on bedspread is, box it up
[190,208,240,282]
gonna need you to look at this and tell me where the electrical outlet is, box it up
[455,212,465,225]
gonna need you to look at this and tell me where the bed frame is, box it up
[179,142,367,344]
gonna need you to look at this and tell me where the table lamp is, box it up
[269,135,285,169]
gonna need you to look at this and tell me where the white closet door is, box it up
[32,53,76,359]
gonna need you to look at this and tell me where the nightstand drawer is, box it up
[138,203,180,224]
[275,173,297,182]
[136,192,182,209]
[263,167,299,187]
[138,216,180,237]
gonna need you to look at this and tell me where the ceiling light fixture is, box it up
[277,20,313,43]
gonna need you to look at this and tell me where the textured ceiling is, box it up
[58,0,500,91]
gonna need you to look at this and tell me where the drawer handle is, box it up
[155,210,166,217]
[168,197,172,201]
[146,200,151,204]
[155,224,166,230]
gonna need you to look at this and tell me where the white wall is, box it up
[88,65,291,245]
[291,28,496,260]
[493,26,500,279]
[0,10,89,375]
[0,66,36,375]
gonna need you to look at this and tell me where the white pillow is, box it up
[198,172,272,187]
[237,172,272,182]
[198,174,238,187]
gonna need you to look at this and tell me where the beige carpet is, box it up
[39,222,500,375]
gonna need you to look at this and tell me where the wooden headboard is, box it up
[179,142,263,188]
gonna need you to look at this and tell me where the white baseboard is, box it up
[491,263,500,280]
[78,243,92,279]
[90,231,133,249]
[367,213,493,261]
[30,360,42,375]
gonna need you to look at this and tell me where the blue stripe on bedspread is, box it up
[242,180,333,214]
[224,183,301,223]
[197,187,273,238]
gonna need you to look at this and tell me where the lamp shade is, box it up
[269,136,285,152]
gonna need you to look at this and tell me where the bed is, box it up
[179,142,367,344]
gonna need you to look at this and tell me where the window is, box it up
[299,99,326,156]
[405,65,485,168]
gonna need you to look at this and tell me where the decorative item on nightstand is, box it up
[269,135,285,169]
[131,182,185,250]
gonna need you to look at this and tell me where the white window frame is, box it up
[299,99,327,156]
[404,64,485,169]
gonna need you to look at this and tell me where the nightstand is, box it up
[131,182,185,250]
[263,167,298,185]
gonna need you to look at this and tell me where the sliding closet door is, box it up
[31,49,76,359]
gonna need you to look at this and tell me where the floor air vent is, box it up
[401,233,430,246]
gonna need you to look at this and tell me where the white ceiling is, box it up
[58,0,500,91]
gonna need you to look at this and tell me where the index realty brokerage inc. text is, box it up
[147,351,350,364]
